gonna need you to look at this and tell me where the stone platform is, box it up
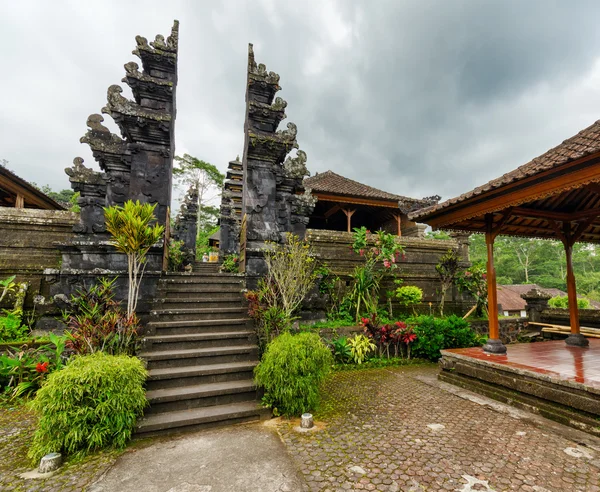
[439,340,600,436]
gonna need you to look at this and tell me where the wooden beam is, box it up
[490,209,514,240]
[323,204,342,219]
[15,193,24,208]
[424,154,600,228]
[396,214,401,237]
[564,236,581,336]
[312,192,399,209]
[342,208,356,233]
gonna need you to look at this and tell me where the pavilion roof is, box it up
[305,170,418,204]
[0,164,65,210]
[408,119,600,242]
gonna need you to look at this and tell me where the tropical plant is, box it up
[0,311,27,342]
[104,200,164,317]
[548,295,591,310]
[220,253,239,273]
[349,262,381,322]
[348,334,376,364]
[408,315,480,361]
[330,336,352,364]
[28,352,147,463]
[0,333,66,398]
[395,285,423,315]
[0,275,17,304]
[64,277,139,355]
[435,249,461,316]
[456,263,488,317]
[167,239,185,272]
[254,332,333,416]
[245,282,289,352]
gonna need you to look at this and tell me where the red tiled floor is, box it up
[444,339,600,389]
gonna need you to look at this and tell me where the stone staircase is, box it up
[136,262,270,436]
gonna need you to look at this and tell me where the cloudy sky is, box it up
[3,0,600,204]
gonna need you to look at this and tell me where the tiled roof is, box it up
[304,170,417,203]
[410,119,600,220]
[0,164,65,210]
[497,284,600,311]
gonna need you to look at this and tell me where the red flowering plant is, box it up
[360,315,417,359]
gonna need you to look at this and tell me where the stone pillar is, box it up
[521,288,551,323]
[172,184,198,266]
[219,157,244,255]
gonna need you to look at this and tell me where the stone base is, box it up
[482,338,507,354]
[565,333,590,347]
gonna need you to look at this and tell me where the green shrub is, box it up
[330,336,352,364]
[254,332,333,416]
[220,254,239,273]
[348,334,377,364]
[395,285,423,314]
[28,352,147,462]
[167,239,185,272]
[0,311,27,342]
[409,315,479,361]
[548,295,590,310]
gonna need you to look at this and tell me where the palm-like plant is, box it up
[104,200,164,317]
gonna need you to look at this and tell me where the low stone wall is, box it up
[306,229,471,316]
[469,317,528,344]
[541,308,600,329]
[0,207,78,308]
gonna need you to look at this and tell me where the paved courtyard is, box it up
[1,364,599,491]
[278,364,600,491]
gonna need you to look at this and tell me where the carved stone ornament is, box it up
[283,150,310,179]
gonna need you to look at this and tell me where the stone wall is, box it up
[541,308,600,329]
[469,317,528,344]
[0,207,78,307]
[306,229,470,315]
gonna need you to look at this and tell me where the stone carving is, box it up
[240,44,316,285]
[65,158,107,234]
[219,157,244,254]
[398,195,441,214]
[172,185,199,266]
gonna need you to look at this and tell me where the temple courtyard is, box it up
[1,364,598,492]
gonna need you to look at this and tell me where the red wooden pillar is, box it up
[342,208,356,233]
[483,215,506,354]
[396,214,402,237]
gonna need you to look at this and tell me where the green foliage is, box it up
[395,285,423,312]
[28,352,147,462]
[0,311,27,342]
[168,239,185,272]
[348,262,381,322]
[0,333,66,398]
[64,277,139,356]
[408,315,480,361]
[254,332,333,416]
[220,253,239,273]
[456,264,488,317]
[425,230,452,240]
[329,336,352,364]
[245,282,290,353]
[548,295,590,310]
[104,200,164,316]
[435,249,461,316]
[0,275,17,304]
[197,224,220,257]
[348,334,377,364]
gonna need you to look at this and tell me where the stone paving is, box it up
[0,401,118,492]
[277,364,600,491]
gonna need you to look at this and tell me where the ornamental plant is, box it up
[254,332,333,416]
[361,314,417,359]
[220,253,239,273]
[348,333,377,364]
[104,200,164,317]
[455,263,488,317]
[435,249,461,317]
[395,285,423,315]
[167,239,185,272]
[408,315,479,361]
[28,352,147,463]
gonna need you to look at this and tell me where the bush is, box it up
[548,295,590,310]
[348,334,377,364]
[409,315,479,361]
[0,311,27,342]
[64,277,139,356]
[167,239,185,272]
[28,352,147,462]
[220,254,239,273]
[395,285,423,314]
[254,332,333,416]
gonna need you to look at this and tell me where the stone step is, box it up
[146,361,258,390]
[148,318,249,335]
[135,401,271,437]
[151,307,247,322]
[159,297,243,309]
[160,276,243,285]
[140,345,259,369]
[143,331,255,350]
[145,379,257,414]
[162,285,244,296]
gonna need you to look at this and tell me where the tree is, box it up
[104,200,164,317]
[173,154,224,231]
[435,249,461,316]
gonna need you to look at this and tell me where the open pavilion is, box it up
[409,120,600,434]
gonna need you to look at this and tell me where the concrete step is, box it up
[147,361,258,390]
[136,401,271,437]
[148,318,249,335]
[151,307,247,322]
[162,285,244,296]
[145,380,257,414]
[159,297,243,309]
[143,331,255,350]
[140,345,259,369]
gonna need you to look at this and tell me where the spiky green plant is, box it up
[104,200,164,317]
